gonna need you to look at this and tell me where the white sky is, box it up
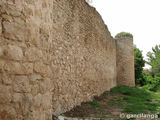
[89,0,160,67]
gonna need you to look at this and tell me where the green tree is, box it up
[147,45,160,77]
[134,46,145,85]
[143,45,160,91]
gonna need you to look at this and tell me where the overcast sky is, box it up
[89,0,160,67]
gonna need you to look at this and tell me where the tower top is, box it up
[115,32,133,38]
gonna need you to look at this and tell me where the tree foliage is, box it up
[147,45,160,77]
[134,46,145,85]
[141,44,160,91]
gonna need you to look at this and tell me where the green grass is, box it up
[85,86,160,119]
[101,92,107,97]
[87,100,100,109]
[119,118,136,120]
[110,86,160,114]
[107,98,125,108]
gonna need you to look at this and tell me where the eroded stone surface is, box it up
[0,85,11,104]
[0,0,134,120]
[3,45,23,60]
[13,76,31,93]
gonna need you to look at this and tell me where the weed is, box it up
[87,100,100,109]
[115,32,133,38]
[106,111,112,115]
[101,92,107,97]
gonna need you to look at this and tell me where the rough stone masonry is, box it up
[0,0,135,120]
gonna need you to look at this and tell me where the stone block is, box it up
[2,14,13,22]
[0,18,2,36]
[22,63,33,74]
[2,3,22,16]
[41,92,52,110]
[34,62,52,77]
[3,21,27,41]
[4,61,25,74]
[39,81,46,94]
[29,74,42,83]
[12,93,23,103]
[0,85,11,104]
[0,47,3,57]
[13,76,31,93]
[3,45,23,60]
[0,105,16,120]
[1,73,12,85]
[38,78,52,94]
[31,84,39,96]
[21,95,32,116]
[4,61,33,75]
[0,59,5,73]
[33,93,42,107]
[25,47,43,62]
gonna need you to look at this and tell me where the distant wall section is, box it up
[115,35,135,87]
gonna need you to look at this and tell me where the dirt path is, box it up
[58,92,125,120]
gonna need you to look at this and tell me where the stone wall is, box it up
[115,35,135,87]
[0,0,118,120]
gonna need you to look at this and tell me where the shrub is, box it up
[115,32,133,38]
[142,75,160,92]
[149,77,160,91]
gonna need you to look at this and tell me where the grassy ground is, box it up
[63,86,160,120]
[111,86,160,114]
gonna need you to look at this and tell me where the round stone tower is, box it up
[115,33,135,87]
